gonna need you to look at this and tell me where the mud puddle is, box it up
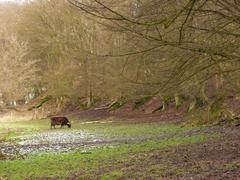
[0,130,113,159]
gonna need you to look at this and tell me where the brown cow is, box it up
[50,116,71,129]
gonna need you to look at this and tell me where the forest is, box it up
[0,0,240,179]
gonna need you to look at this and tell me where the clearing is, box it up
[0,117,239,179]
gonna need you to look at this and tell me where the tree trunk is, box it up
[83,58,93,108]
[174,92,181,109]
[201,83,208,102]
[87,83,93,108]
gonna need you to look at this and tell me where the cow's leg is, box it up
[61,124,63,128]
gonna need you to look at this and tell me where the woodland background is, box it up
[0,0,240,123]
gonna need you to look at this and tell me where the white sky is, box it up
[0,0,25,4]
[0,0,17,1]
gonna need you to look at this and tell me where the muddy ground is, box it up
[0,122,193,158]
[0,109,240,179]
[68,126,240,180]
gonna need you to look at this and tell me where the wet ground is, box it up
[0,128,170,158]
[1,130,100,158]
[0,123,226,159]
[0,119,239,179]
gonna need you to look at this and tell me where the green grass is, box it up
[0,119,48,131]
[0,118,190,139]
[73,121,191,138]
[225,160,240,169]
[101,170,124,180]
[0,131,19,142]
[0,118,220,179]
[0,120,49,142]
[0,133,218,179]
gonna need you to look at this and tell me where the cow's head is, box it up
[67,123,71,128]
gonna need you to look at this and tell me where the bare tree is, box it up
[0,35,39,103]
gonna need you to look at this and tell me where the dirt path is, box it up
[65,108,183,123]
